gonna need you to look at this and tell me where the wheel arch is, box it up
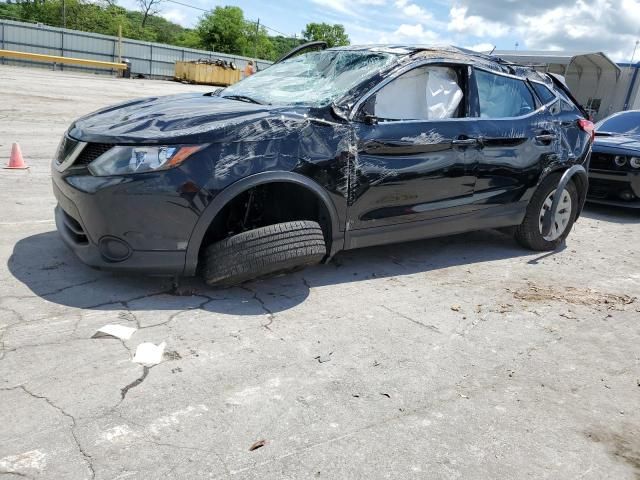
[538,162,589,218]
[184,171,343,276]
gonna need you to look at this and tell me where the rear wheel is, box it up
[514,174,578,251]
[202,220,326,287]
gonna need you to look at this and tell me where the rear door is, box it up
[470,68,559,207]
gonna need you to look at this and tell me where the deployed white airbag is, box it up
[426,67,464,119]
[374,66,463,120]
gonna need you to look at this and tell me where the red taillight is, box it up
[578,118,595,143]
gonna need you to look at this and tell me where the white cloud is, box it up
[449,0,640,61]
[310,0,387,17]
[394,0,433,23]
[465,42,495,53]
[380,23,444,44]
[448,6,509,38]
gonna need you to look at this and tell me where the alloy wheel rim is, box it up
[538,189,572,241]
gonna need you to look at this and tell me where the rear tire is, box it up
[202,221,326,287]
[514,174,578,251]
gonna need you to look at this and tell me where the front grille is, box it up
[590,153,613,170]
[55,136,79,165]
[74,143,112,167]
[591,152,638,172]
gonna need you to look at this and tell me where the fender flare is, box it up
[541,164,588,237]
[183,171,342,276]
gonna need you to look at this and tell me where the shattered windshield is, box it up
[221,50,398,107]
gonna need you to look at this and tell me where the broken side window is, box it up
[373,66,464,121]
[475,69,536,119]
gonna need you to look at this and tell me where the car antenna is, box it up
[489,45,496,55]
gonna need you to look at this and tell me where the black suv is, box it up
[52,45,593,286]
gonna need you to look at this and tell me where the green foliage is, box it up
[271,35,305,61]
[196,6,247,54]
[0,2,351,61]
[302,22,350,48]
[195,6,275,60]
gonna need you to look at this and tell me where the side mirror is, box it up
[364,114,378,125]
[361,95,378,125]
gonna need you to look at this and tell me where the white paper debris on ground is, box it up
[92,324,137,341]
[133,342,166,366]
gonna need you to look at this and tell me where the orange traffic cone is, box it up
[4,142,29,169]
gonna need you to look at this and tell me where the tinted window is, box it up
[475,69,536,118]
[531,82,556,104]
[596,112,640,135]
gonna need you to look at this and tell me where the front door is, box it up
[347,64,480,235]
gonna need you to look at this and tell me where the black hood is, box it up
[594,133,640,156]
[68,93,315,145]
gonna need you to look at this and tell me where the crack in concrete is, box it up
[1,385,95,479]
[240,286,275,331]
[0,469,32,479]
[0,338,91,358]
[381,306,440,333]
[137,295,215,330]
[120,366,150,401]
[40,278,102,298]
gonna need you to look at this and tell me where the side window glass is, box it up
[475,69,536,118]
[531,82,556,105]
[372,66,464,121]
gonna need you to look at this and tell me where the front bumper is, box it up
[52,163,203,275]
[587,169,640,208]
[54,205,187,273]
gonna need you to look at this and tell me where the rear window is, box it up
[475,69,536,118]
[531,82,556,105]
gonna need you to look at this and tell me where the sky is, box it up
[120,0,640,61]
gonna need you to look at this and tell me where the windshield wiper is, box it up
[222,94,263,105]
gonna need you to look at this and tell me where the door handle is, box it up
[535,133,557,143]
[451,138,479,146]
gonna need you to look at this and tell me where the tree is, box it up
[271,36,305,61]
[197,6,248,55]
[136,0,162,28]
[248,23,275,62]
[302,22,349,48]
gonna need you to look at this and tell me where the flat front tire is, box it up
[202,221,326,287]
[514,174,579,251]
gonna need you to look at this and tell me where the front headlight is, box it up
[614,155,627,167]
[630,157,640,169]
[88,145,207,176]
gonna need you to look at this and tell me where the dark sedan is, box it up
[52,45,594,286]
[588,110,640,207]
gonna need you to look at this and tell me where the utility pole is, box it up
[62,0,66,29]
[254,18,260,61]
[629,40,639,74]
[118,24,122,64]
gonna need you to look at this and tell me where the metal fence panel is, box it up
[0,19,272,78]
